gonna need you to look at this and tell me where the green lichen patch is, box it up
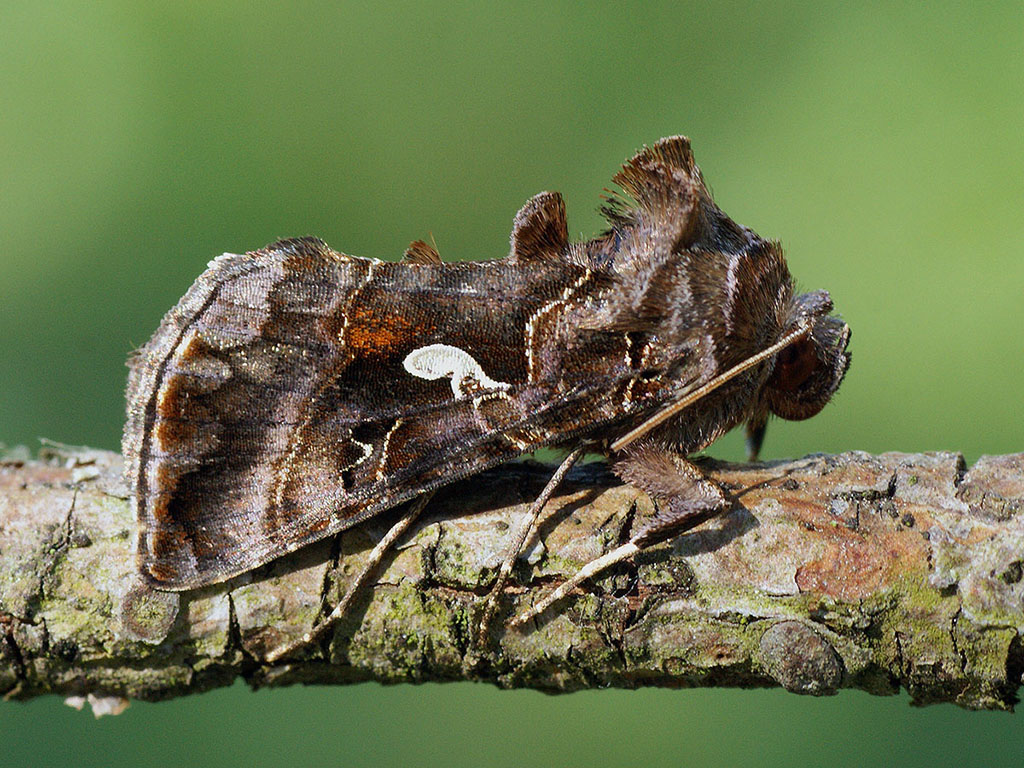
[347,583,465,682]
[497,595,616,691]
[622,608,757,687]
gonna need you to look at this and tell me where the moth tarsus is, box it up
[124,136,850,658]
[264,491,434,663]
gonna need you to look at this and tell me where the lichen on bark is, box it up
[0,444,1021,711]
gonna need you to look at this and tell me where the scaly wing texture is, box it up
[125,237,657,588]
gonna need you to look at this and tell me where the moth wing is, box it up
[126,238,629,589]
[126,238,363,588]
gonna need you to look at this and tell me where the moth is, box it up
[123,136,850,650]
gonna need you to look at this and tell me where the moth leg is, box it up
[745,414,768,462]
[613,445,729,544]
[511,445,726,627]
[265,491,435,663]
[475,446,585,647]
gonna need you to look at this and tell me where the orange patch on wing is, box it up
[344,307,420,355]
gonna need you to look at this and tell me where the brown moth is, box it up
[124,137,849,642]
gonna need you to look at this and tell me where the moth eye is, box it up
[772,337,818,393]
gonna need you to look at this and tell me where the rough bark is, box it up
[0,443,1021,712]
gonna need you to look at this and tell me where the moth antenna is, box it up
[510,541,641,627]
[611,323,811,453]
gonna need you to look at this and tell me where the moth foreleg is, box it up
[265,491,435,663]
[613,444,728,547]
[510,445,727,627]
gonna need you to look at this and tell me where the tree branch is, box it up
[1,443,1021,712]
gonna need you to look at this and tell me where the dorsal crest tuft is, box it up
[509,191,569,262]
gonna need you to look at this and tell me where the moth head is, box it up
[765,290,851,421]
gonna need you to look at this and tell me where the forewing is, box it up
[125,238,624,588]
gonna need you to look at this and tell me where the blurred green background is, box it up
[1,0,1022,764]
